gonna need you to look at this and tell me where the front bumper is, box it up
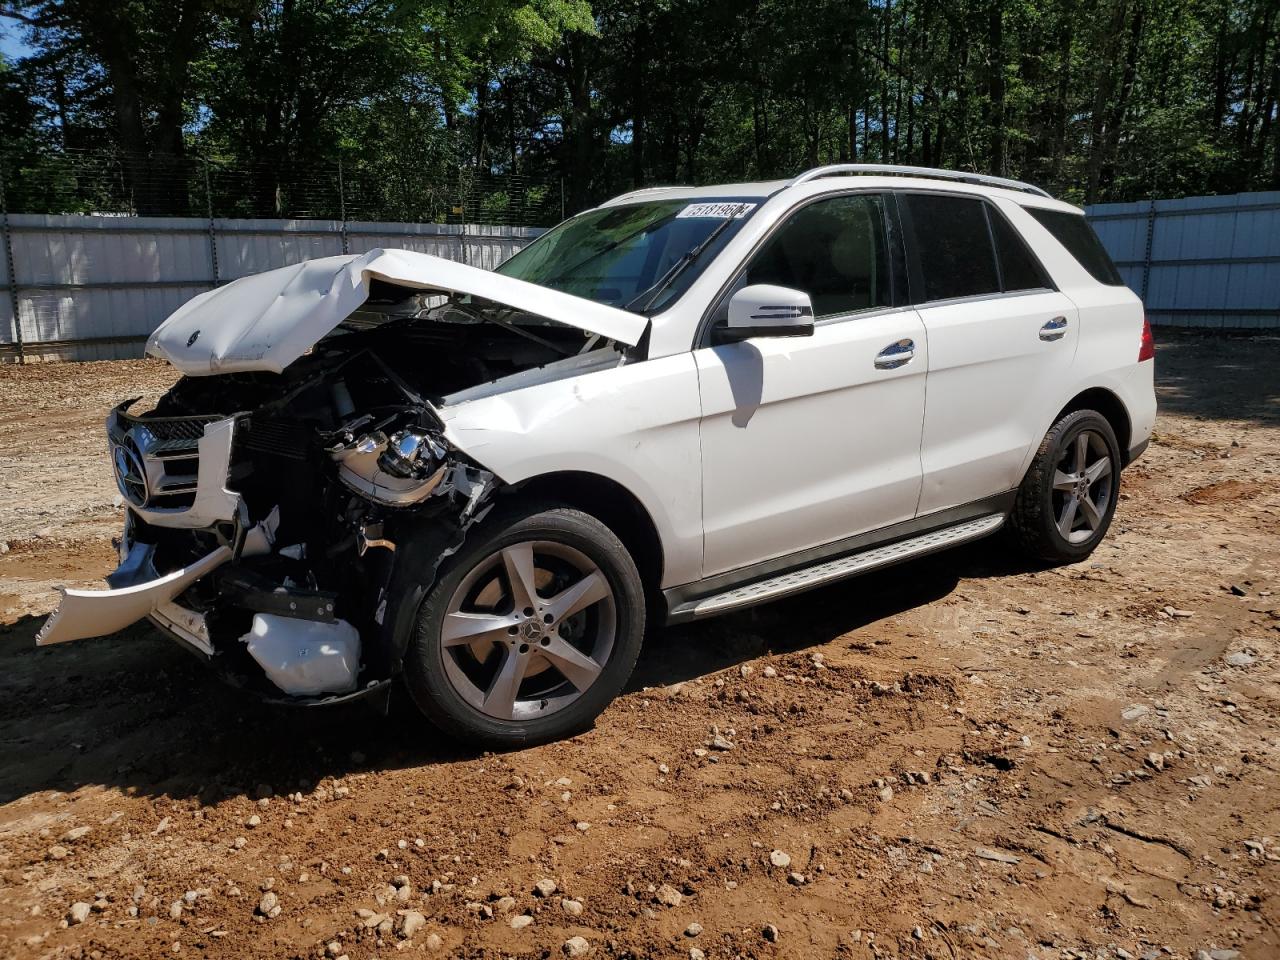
[36,540,232,648]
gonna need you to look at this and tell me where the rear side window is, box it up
[989,208,1051,291]
[1027,208,1124,285]
[903,194,1000,301]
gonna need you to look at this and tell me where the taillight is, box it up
[1138,314,1155,362]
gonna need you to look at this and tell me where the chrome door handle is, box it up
[874,338,915,369]
[1039,316,1068,341]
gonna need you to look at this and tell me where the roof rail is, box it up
[790,164,1052,199]
[606,184,684,205]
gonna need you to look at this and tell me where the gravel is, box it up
[654,884,683,907]
[399,910,426,938]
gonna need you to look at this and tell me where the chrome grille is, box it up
[110,409,221,510]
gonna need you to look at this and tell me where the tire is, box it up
[1010,409,1122,564]
[403,501,645,748]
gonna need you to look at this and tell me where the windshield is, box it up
[497,198,760,312]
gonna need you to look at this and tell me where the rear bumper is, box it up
[1125,437,1150,467]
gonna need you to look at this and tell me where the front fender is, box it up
[435,353,704,588]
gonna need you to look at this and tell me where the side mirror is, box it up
[718,284,815,343]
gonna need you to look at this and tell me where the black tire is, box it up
[1010,409,1122,564]
[403,501,645,748]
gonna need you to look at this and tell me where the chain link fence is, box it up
[0,148,559,363]
[0,147,565,225]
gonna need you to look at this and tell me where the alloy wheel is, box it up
[1051,429,1114,544]
[439,540,616,721]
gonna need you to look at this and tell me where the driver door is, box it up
[694,193,927,578]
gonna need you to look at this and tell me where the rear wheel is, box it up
[403,503,645,748]
[1010,409,1121,563]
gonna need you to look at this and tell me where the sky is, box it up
[0,23,33,63]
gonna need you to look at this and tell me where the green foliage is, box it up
[1,0,1277,217]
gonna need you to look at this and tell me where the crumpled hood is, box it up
[146,248,648,375]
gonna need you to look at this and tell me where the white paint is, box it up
[694,309,927,575]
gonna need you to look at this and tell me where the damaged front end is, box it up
[38,335,502,705]
[37,248,644,705]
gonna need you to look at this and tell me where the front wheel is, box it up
[403,503,645,748]
[1010,409,1121,563]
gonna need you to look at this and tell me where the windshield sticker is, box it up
[676,202,757,220]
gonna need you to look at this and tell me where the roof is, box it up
[599,165,1081,214]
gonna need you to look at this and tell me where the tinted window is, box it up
[905,194,1000,301]
[1028,208,1124,285]
[744,194,891,317]
[989,208,1051,291]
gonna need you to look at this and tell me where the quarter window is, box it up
[743,194,891,318]
[1028,207,1125,285]
[903,193,1001,302]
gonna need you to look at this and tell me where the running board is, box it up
[672,513,1005,621]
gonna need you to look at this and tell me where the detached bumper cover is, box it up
[36,508,280,648]
[36,542,232,647]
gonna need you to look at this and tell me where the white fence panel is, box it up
[1,215,544,362]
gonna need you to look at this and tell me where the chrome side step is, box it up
[677,514,1005,620]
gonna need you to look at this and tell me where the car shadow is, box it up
[630,535,1024,690]
[0,536,1028,808]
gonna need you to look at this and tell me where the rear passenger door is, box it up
[900,191,1081,515]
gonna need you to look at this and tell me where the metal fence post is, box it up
[458,170,468,266]
[1140,197,1156,303]
[0,157,25,363]
[204,159,220,288]
[338,158,349,255]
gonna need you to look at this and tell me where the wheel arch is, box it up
[506,471,666,601]
[1053,387,1132,464]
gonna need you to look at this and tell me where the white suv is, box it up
[40,164,1156,746]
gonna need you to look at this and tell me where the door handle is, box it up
[1039,316,1068,341]
[874,338,915,369]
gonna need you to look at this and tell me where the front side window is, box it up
[497,198,759,312]
[743,194,892,317]
[904,193,1001,302]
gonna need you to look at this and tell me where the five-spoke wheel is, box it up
[1011,409,1122,563]
[441,541,615,721]
[404,503,645,747]
[1051,429,1114,544]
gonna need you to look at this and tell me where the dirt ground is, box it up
[0,334,1276,960]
